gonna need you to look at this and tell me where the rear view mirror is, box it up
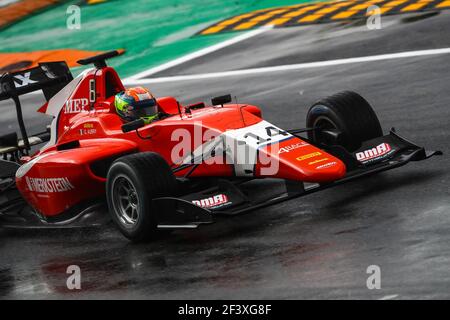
[211,94,232,106]
[122,119,145,133]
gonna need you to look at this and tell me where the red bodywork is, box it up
[15,67,346,218]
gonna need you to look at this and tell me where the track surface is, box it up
[0,12,449,299]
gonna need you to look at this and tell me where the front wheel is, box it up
[306,91,383,152]
[106,152,178,242]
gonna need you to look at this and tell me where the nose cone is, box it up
[256,138,347,183]
[301,158,347,182]
[277,157,347,183]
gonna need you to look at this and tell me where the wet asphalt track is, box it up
[0,11,449,299]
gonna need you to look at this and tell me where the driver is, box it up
[114,87,160,124]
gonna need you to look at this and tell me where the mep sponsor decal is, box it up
[278,141,308,154]
[65,98,89,114]
[316,161,337,170]
[25,177,75,193]
[356,143,393,163]
[296,152,321,162]
[192,194,230,209]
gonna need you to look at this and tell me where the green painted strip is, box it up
[0,0,316,78]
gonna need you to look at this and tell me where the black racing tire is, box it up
[306,91,383,151]
[106,152,178,242]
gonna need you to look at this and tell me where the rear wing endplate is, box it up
[0,62,73,153]
[0,61,73,101]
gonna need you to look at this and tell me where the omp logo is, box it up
[14,72,37,88]
[25,177,75,193]
[278,141,308,154]
[296,152,321,161]
[316,161,337,169]
[64,98,89,114]
[192,194,229,209]
[356,143,392,162]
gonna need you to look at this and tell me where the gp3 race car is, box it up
[0,51,442,241]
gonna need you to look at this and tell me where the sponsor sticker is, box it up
[296,152,321,162]
[64,98,89,114]
[356,143,392,162]
[316,161,337,170]
[14,72,37,88]
[308,158,329,165]
[192,194,230,209]
[76,122,97,136]
[25,177,75,193]
[79,128,97,136]
[278,141,308,154]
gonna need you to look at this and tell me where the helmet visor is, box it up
[128,99,158,119]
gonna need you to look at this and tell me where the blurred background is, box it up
[0,0,312,77]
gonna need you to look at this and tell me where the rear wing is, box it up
[0,62,73,153]
[0,61,73,101]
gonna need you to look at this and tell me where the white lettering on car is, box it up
[14,72,37,88]
[192,194,229,209]
[25,177,75,193]
[278,141,309,154]
[64,98,89,114]
[316,161,337,169]
[356,143,392,162]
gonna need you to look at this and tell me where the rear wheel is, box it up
[306,91,383,151]
[106,152,178,242]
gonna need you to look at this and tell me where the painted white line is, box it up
[124,47,450,85]
[126,26,273,81]
[378,294,399,300]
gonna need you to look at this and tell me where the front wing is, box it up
[152,129,442,228]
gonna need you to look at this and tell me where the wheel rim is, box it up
[313,116,339,145]
[112,175,140,227]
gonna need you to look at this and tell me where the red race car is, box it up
[0,51,442,241]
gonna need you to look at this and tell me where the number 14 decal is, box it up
[243,126,289,145]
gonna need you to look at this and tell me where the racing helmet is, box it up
[114,87,158,124]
